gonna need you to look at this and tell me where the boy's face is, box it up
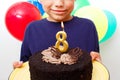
[40,0,75,22]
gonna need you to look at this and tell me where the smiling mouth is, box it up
[52,9,66,14]
[53,10,65,12]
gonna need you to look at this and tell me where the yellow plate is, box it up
[92,61,110,80]
[9,61,109,80]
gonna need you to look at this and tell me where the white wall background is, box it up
[0,0,120,80]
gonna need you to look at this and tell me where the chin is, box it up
[50,16,71,22]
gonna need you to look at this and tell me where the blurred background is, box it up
[0,0,120,80]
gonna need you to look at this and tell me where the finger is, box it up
[90,52,96,60]
[96,58,102,63]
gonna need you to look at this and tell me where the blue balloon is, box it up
[28,0,45,15]
[99,10,117,43]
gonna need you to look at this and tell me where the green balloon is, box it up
[72,0,90,15]
[99,10,117,43]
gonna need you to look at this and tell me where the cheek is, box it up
[42,2,52,10]
[42,5,50,12]
[66,3,74,10]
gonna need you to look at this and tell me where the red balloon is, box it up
[5,2,42,41]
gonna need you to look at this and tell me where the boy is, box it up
[13,0,101,68]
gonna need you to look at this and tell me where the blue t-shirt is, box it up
[20,16,99,62]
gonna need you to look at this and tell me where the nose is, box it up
[54,0,64,7]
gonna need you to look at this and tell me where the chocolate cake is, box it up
[29,47,93,80]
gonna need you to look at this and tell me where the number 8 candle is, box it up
[55,22,69,52]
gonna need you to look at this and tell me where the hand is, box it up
[13,61,23,69]
[90,51,102,62]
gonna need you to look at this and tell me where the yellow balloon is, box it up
[42,12,48,18]
[74,6,108,42]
